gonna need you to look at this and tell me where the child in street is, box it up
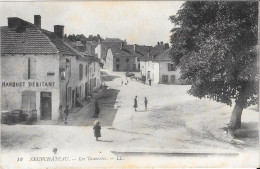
[93,120,101,141]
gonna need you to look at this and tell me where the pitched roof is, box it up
[1,26,58,54]
[110,46,135,58]
[42,29,80,57]
[154,49,171,61]
[102,38,124,43]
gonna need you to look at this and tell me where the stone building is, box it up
[1,15,102,121]
[140,43,181,84]
[1,16,60,120]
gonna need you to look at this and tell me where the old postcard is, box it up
[0,1,259,168]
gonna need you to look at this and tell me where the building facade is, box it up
[1,15,102,121]
[1,17,61,120]
[140,44,181,84]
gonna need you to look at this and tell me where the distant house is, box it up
[140,42,180,84]
[96,38,151,72]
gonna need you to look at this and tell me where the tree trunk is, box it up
[228,86,246,138]
[228,102,243,137]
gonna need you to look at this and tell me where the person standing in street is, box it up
[133,96,138,111]
[144,97,148,111]
[64,105,70,124]
[93,120,101,141]
[93,99,100,118]
[148,78,152,86]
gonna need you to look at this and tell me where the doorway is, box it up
[72,89,75,108]
[40,92,52,120]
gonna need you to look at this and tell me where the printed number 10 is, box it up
[17,157,23,161]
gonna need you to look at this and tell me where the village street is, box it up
[1,70,259,168]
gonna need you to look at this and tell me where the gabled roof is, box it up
[1,26,58,54]
[102,38,124,43]
[154,49,171,62]
[110,46,134,58]
[139,44,169,62]
[75,41,84,47]
[42,29,80,57]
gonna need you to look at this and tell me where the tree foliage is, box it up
[169,1,258,108]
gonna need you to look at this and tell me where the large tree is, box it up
[169,1,258,137]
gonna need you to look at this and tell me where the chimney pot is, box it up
[134,44,137,52]
[54,25,64,38]
[157,42,160,45]
[34,15,41,28]
[160,41,163,45]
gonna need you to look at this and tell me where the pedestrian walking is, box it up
[64,105,70,124]
[93,120,101,141]
[133,96,138,111]
[93,99,100,118]
[144,97,148,111]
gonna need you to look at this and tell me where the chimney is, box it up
[160,41,163,45]
[134,44,137,52]
[120,42,124,49]
[54,25,64,38]
[157,42,160,45]
[164,43,169,50]
[34,15,41,28]
[8,17,28,33]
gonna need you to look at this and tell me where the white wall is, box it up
[159,61,181,84]
[104,49,113,72]
[1,54,60,120]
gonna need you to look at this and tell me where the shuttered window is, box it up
[85,65,88,77]
[168,63,176,71]
[79,64,83,80]
[23,58,36,79]
[22,91,36,111]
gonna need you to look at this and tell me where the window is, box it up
[116,58,120,62]
[85,65,88,77]
[23,58,36,79]
[79,64,83,80]
[168,63,176,71]
[68,87,71,104]
[126,58,129,62]
[94,63,96,72]
[138,63,140,69]
[162,75,168,84]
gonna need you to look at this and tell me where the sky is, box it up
[0,1,184,46]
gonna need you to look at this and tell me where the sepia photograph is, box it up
[0,1,259,168]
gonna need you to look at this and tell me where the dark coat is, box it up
[145,99,148,106]
[95,101,100,115]
[93,124,101,137]
[134,98,137,108]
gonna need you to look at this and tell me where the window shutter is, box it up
[23,59,28,79]
[30,58,36,79]
[168,63,171,71]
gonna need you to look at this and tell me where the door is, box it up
[72,90,75,108]
[22,91,36,112]
[85,82,88,98]
[133,64,136,71]
[116,64,120,71]
[40,92,52,120]
[147,71,150,79]
[162,75,168,84]
[171,75,175,84]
